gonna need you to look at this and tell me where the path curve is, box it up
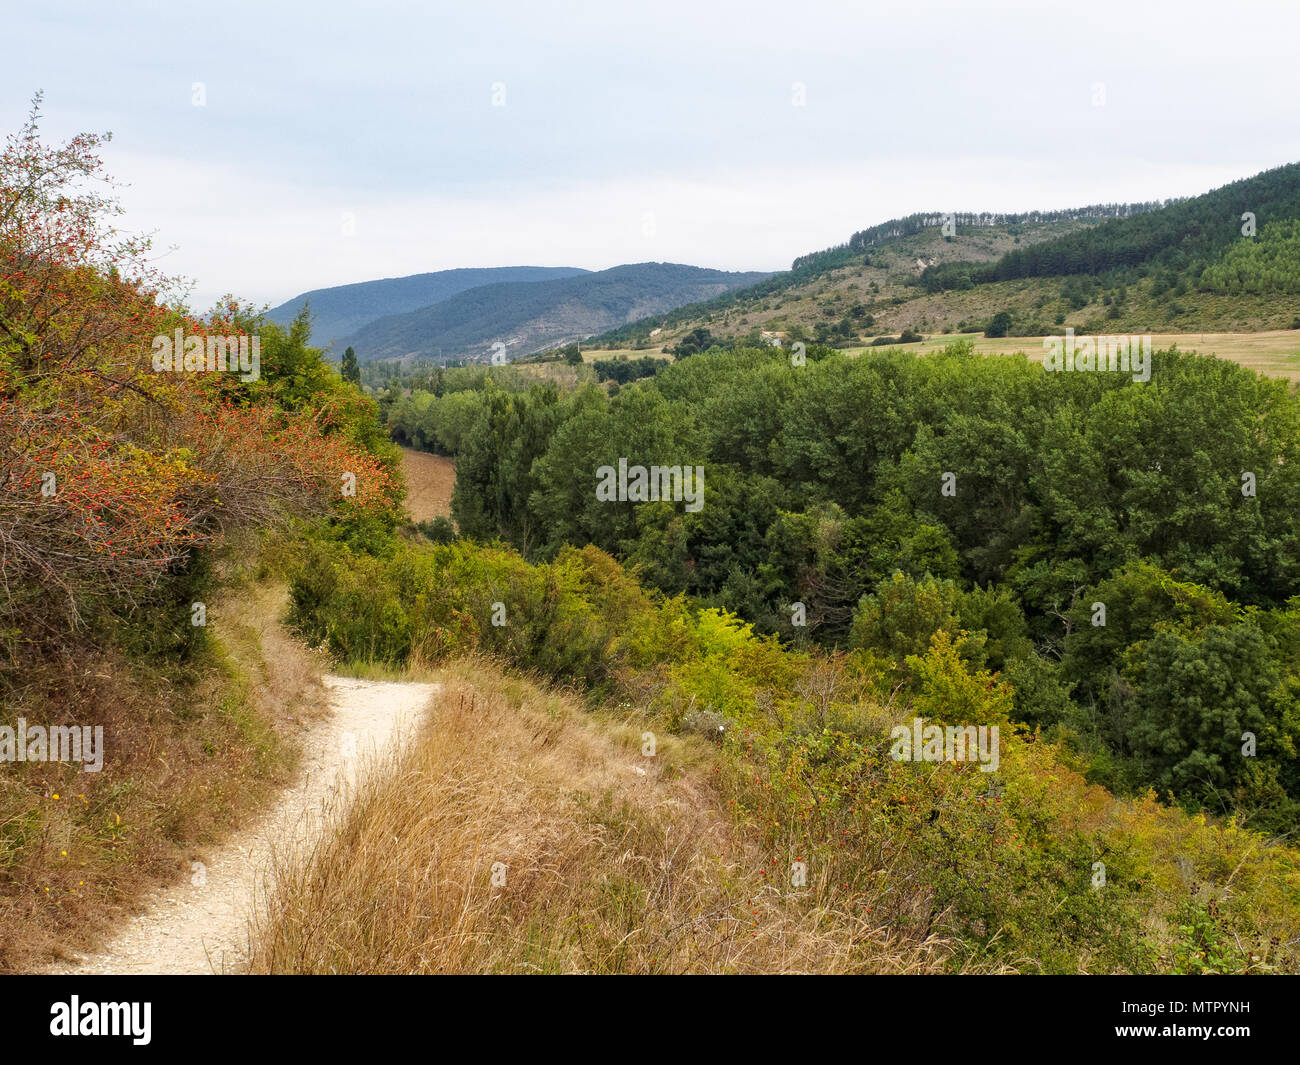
[45,675,438,975]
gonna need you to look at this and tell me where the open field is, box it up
[578,347,675,363]
[844,330,1300,381]
[573,332,1300,383]
[399,447,456,522]
[509,361,598,387]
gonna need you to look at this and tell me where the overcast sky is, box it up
[6,0,1300,310]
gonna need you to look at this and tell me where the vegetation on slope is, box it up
[340,263,772,364]
[266,266,590,350]
[930,163,1300,287]
[593,217,1105,350]
[385,342,1300,834]
[0,101,401,970]
[589,167,1300,352]
[250,660,976,974]
[280,525,1300,973]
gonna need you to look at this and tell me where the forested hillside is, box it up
[341,263,771,363]
[266,266,589,349]
[386,342,1300,833]
[922,163,1300,294]
[794,202,1168,276]
[1202,219,1300,294]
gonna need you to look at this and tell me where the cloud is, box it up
[7,0,1299,310]
[107,146,1271,310]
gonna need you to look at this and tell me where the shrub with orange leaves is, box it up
[0,96,398,663]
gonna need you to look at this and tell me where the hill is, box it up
[592,209,1149,350]
[907,163,1300,334]
[340,262,772,363]
[924,162,1300,289]
[592,165,1300,351]
[266,266,590,349]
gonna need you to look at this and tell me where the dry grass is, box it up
[843,331,1300,382]
[579,348,674,363]
[510,361,597,388]
[248,658,973,974]
[398,447,456,523]
[0,577,326,972]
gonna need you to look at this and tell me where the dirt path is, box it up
[45,675,439,975]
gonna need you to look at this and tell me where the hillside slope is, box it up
[249,661,965,974]
[592,217,1107,350]
[266,266,590,349]
[341,262,772,363]
[948,161,1300,285]
[591,166,1300,352]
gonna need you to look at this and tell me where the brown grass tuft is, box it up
[249,658,976,974]
[0,578,325,972]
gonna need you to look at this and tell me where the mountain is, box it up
[922,162,1300,289]
[591,166,1300,350]
[266,266,591,349]
[340,262,773,363]
[592,210,1127,349]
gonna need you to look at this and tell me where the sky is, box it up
[5,0,1300,311]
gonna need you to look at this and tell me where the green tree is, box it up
[1126,624,1282,805]
[341,345,361,385]
[986,310,1013,337]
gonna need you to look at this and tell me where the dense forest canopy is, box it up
[388,341,1300,831]
[921,163,1300,293]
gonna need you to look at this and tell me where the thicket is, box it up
[284,524,1300,974]
[388,340,1300,832]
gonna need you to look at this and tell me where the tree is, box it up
[986,310,1013,337]
[1126,624,1283,804]
[0,99,399,659]
[341,345,361,385]
[673,327,715,357]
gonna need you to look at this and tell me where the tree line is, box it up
[391,341,1300,829]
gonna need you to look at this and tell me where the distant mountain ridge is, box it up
[266,266,591,348]
[340,262,773,363]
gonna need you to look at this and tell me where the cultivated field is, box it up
[399,447,456,522]
[578,348,674,363]
[577,332,1300,383]
[845,330,1300,381]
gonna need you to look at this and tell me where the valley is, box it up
[8,19,1300,995]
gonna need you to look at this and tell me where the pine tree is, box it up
[341,346,361,385]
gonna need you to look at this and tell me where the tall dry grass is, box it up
[249,658,977,974]
[0,577,326,972]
